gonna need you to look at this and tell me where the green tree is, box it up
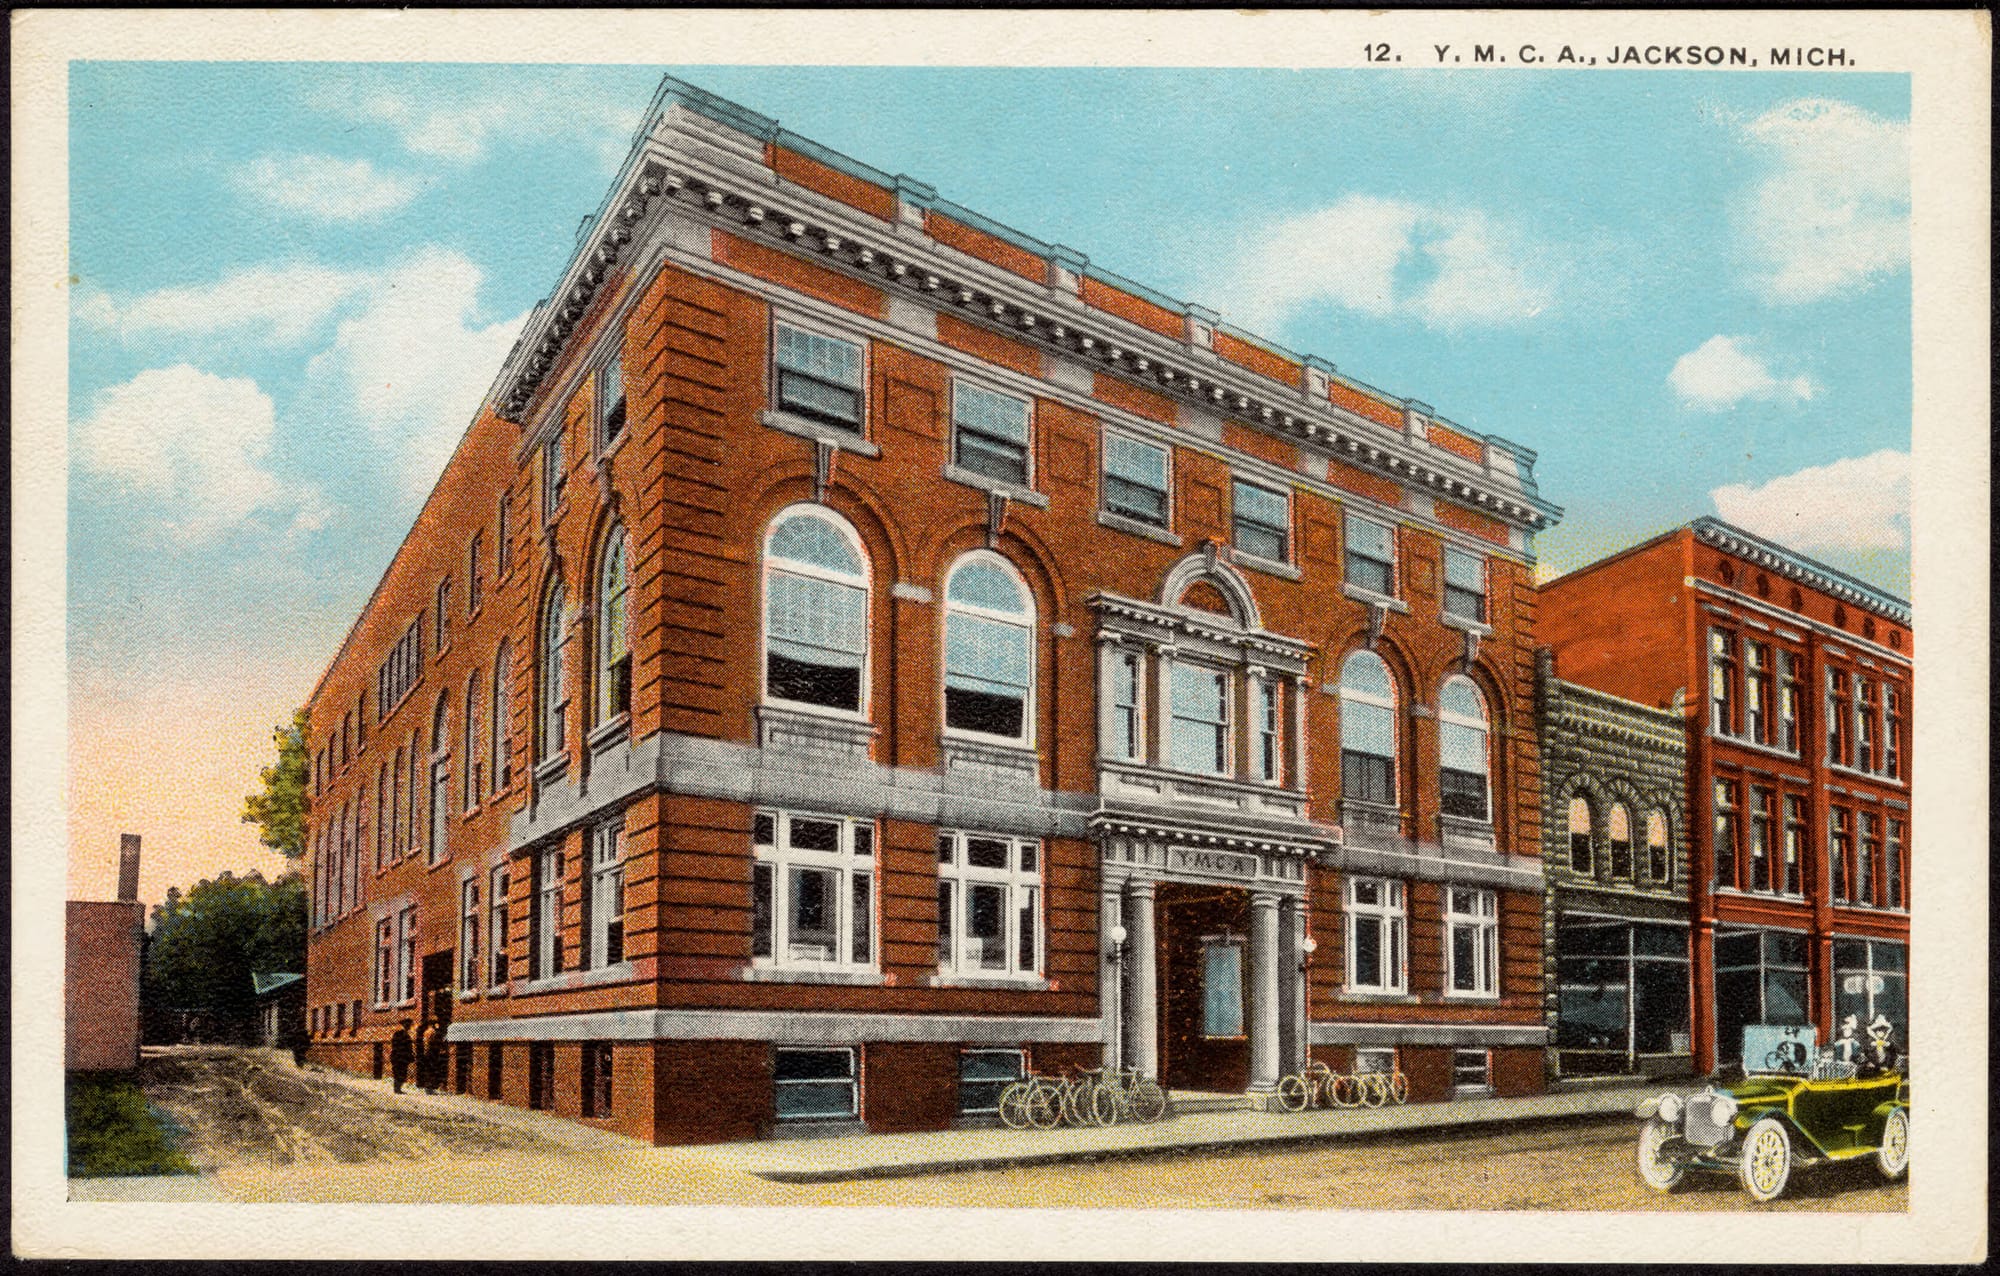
[242,707,310,859]
[143,871,307,1027]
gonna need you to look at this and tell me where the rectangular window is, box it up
[1345,877,1407,994]
[467,531,485,614]
[1344,515,1395,596]
[1102,432,1169,527]
[1444,888,1498,997]
[1231,480,1290,563]
[590,819,626,969]
[1354,1047,1397,1077]
[751,812,876,971]
[598,354,626,449]
[1109,649,1143,762]
[957,1048,1027,1116]
[1826,670,1851,766]
[935,831,1041,978]
[374,917,395,1006]
[1856,812,1879,906]
[1202,941,1245,1037]
[582,1042,614,1118]
[1778,650,1801,752]
[542,431,564,522]
[775,323,864,431]
[1883,685,1903,779]
[396,905,418,1004]
[774,1047,858,1122]
[458,877,480,992]
[1748,786,1774,892]
[1745,641,1771,744]
[1255,679,1282,784]
[1856,678,1880,772]
[1829,807,1853,902]
[1453,1048,1492,1092]
[1442,547,1487,624]
[533,847,564,979]
[1169,663,1231,776]
[496,492,513,577]
[1781,796,1806,896]
[1708,629,1738,737]
[486,1043,504,1101]
[487,865,510,987]
[1712,778,1740,890]
[953,380,1032,487]
[435,578,451,654]
[1832,939,1907,1053]
[1885,819,1905,909]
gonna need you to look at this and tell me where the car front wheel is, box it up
[1738,1116,1793,1202]
[1636,1117,1684,1191]
[1875,1106,1909,1180]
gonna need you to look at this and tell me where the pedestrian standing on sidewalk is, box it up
[389,1018,415,1093]
[419,1019,444,1095]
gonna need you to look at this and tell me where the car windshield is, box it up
[1741,1024,1816,1076]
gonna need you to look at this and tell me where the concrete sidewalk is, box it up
[688,1082,1664,1183]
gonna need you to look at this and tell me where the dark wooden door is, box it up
[1158,885,1250,1093]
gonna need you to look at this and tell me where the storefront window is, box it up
[1833,938,1908,1049]
[1714,927,1810,1066]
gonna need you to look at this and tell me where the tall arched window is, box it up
[1607,802,1632,878]
[537,580,568,762]
[463,671,482,811]
[763,507,869,713]
[492,640,512,793]
[943,552,1034,743]
[595,527,631,724]
[1338,651,1397,805]
[429,696,451,863]
[1567,796,1593,873]
[1645,809,1670,884]
[1438,676,1491,820]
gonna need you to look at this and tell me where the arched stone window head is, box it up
[1438,676,1490,821]
[1339,651,1397,806]
[943,552,1035,743]
[1158,551,1259,629]
[1567,796,1593,873]
[763,506,869,714]
[1607,802,1632,878]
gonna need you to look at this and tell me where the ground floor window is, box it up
[935,831,1041,977]
[582,1041,614,1118]
[752,811,876,971]
[1453,1048,1491,1093]
[528,1041,556,1111]
[1833,937,1907,1049]
[957,1048,1026,1116]
[1713,928,1809,1068]
[774,1046,858,1122]
[1555,920,1691,1072]
[1444,887,1498,997]
[486,1044,504,1101]
[1353,1047,1396,1077]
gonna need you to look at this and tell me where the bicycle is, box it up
[1351,1067,1411,1106]
[1090,1066,1167,1124]
[997,1071,1063,1130]
[1276,1059,1336,1112]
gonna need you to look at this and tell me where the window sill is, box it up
[543,498,569,530]
[1341,582,1410,614]
[533,755,569,785]
[928,972,1050,991]
[1097,508,1181,546]
[587,715,631,753]
[1233,550,1301,582]
[596,430,630,466]
[741,965,886,986]
[1439,612,1494,638]
[1827,762,1906,789]
[1712,734,1804,764]
[762,409,880,457]
[1712,887,1809,903]
[1340,990,1417,1004]
[1442,991,1501,1003]
[942,463,1050,508]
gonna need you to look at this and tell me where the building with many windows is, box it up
[299,75,1562,1144]
[1539,518,1910,1076]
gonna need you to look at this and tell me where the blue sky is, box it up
[65,63,1911,896]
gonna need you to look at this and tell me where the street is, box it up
[135,1047,1904,1212]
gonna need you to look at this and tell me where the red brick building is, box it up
[1539,518,1910,1075]
[67,834,146,1072]
[300,75,1561,1143]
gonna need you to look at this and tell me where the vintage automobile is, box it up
[1634,1024,1909,1202]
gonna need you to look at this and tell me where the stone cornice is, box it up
[1088,590,1316,668]
[1690,517,1910,625]
[1090,809,1332,859]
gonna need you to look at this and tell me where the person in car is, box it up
[1858,1015,1901,1077]
[1831,1014,1864,1065]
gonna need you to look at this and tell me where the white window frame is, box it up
[957,1047,1028,1115]
[1168,660,1233,777]
[1453,1047,1493,1093]
[374,917,395,1007]
[751,810,878,972]
[1645,809,1672,886]
[1344,513,1397,597]
[935,830,1042,980]
[597,347,627,451]
[487,864,511,988]
[428,697,451,864]
[462,672,482,812]
[537,582,569,764]
[589,818,627,970]
[1443,886,1499,999]
[773,318,867,434]
[762,505,872,720]
[1437,675,1491,823]
[951,376,1034,490]
[1338,649,1399,807]
[1441,545,1487,624]
[1254,675,1282,784]
[542,429,565,522]
[941,551,1037,747]
[595,526,632,728]
[395,904,418,1005]
[1101,429,1171,529]
[1344,877,1407,994]
[1778,650,1801,753]
[466,529,485,615]
[458,877,480,993]
[532,845,565,980]
[773,1045,859,1122]
[1231,478,1291,564]
[491,640,512,795]
[1108,647,1145,763]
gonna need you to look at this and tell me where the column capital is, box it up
[1248,888,1282,910]
[1125,877,1157,899]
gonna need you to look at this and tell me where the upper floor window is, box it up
[458,877,480,993]
[1103,432,1170,528]
[1778,651,1801,752]
[487,864,511,987]
[595,527,632,725]
[1826,670,1852,767]
[1567,796,1593,873]
[496,491,514,577]
[467,531,485,614]
[1437,676,1490,821]
[598,350,627,449]
[461,672,482,812]
[1108,649,1144,762]
[435,579,452,654]
[1856,811,1879,906]
[1883,684,1903,779]
[1168,662,1231,776]
[589,818,626,969]
[1345,515,1396,596]
[943,553,1034,743]
[1746,786,1773,891]
[763,507,869,715]
[542,430,565,522]
[1645,809,1671,885]
[1744,641,1771,744]
[1254,678,1282,784]
[1708,628,1738,737]
[752,810,875,971]
[1829,806,1854,902]
[1607,802,1632,879]
[953,380,1032,488]
[1853,677,1877,772]
[1781,795,1806,895]
[1442,547,1487,623]
[491,640,513,794]
[532,844,564,979]
[1713,777,1740,887]
[775,322,864,432]
[536,580,568,763]
[1885,818,1905,909]
[1231,480,1290,564]
[1345,877,1407,994]
[1444,886,1498,998]
[427,696,450,864]
[1339,650,1397,806]
[935,830,1041,978]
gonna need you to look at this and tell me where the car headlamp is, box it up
[1657,1093,1683,1123]
[1710,1093,1737,1125]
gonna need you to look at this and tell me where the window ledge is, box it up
[587,715,631,753]
[1341,582,1409,613]
[1234,551,1302,582]
[1827,762,1906,788]
[1339,990,1418,1004]
[1442,991,1501,1003]
[1440,613,1494,638]
[762,409,880,457]
[1097,508,1181,546]
[942,463,1050,508]
[533,754,569,785]
[928,973,1050,991]
[740,965,886,986]
[596,431,630,466]
[1713,734,1804,763]
[1712,887,1810,903]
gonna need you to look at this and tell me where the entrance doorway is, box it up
[1157,884,1250,1092]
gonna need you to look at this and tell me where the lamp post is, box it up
[1109,922,1129,1074]
[1298,932,1318,1075]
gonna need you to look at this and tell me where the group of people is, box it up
[1829,1013,1903,1078]
[387,1016,451,1094]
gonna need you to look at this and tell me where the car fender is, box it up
[1737,1107,1838,1160]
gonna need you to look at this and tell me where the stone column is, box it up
[1277,896,1305,1076]
[1126,879,1159,1079]
[1248,890,1282,1092]
[1101,876,1124,1070]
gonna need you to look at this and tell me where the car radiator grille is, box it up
[1684,1096,1731,1147]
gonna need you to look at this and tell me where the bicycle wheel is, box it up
[1090,1082,1121,1126]
[1389,1071,1410,1105]
[998,1080,1032,1129]
[1359,1074,1388,1108]
[1330,1073,1362,1108]
[1025,1083,1062,1130]
[1132,1078,1168,1123]
[1276,1075,1311,1113]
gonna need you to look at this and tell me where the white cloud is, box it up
[74,366,294,542]
[1710,449,1910,552]
[1203,195,1557,334]
[1736,98,1909,304]
[302,248,528,500]
[77,261,374,346]
[1669,335,1818,410]
[233,153,418,222]
[331,79,645,170]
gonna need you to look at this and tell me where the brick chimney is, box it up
[117,833,141,903]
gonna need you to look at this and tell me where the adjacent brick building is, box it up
[300,75,1562,1144]
[1535,650,1690,1080]
[66,834,146,1072]
[1540,518,1910,1076]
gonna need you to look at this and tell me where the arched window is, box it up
[429,697,451,863]
[537,580,568,762]
[1645,810,1670,884]
[1438,676,1490,821]
[462,671,482,811]
[943,552,1034,742]
[1607,802,1632,878]
[1568,796,1593,873]
[763,507,869,713]
[1338,651,1397,805]
[492,640,512,793]
[595,527,631,724]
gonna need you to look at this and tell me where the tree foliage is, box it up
[241,706,311,859]
[143,871,306,1022]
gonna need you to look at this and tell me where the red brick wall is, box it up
[1213,331,1303,389]
[1401,1047,1454,1104]
[926,212,1046,282]
[657,1040,770,1144]
[66,901,143,1071]
[1079,276,1183,338]
[1490,1046,1542,1097]
[862,1042,958,1134]
[768,144,897,222]
[1538,531,1692,710]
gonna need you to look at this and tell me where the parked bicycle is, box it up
[997,1066,1170,1129]
[1275,1060,1410,1111]
[1352,1065,1411,1106]
[1090,1066,1169,1125]
[1276,1059,1338,1112]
